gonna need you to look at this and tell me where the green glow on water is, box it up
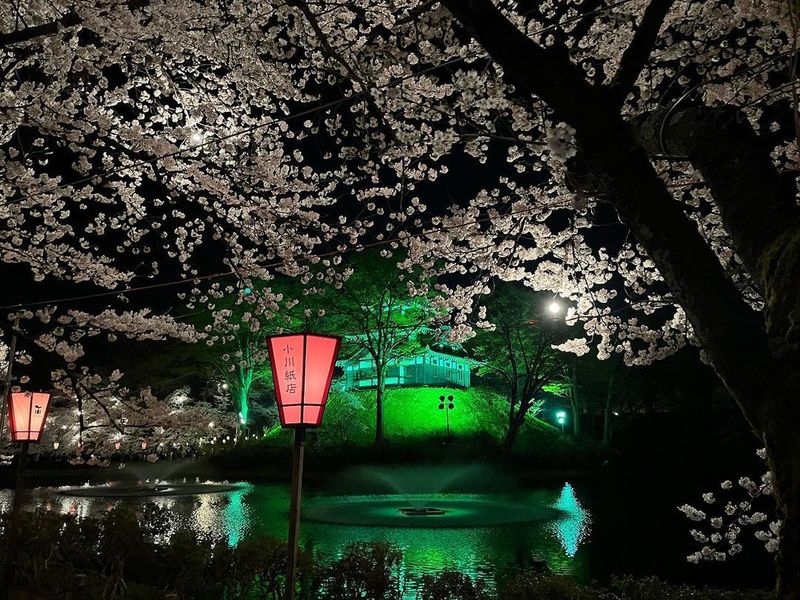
[550,482,590,558]
[31,479,592,591]
[224,487,250,547]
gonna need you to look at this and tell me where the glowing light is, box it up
[267,333,341,427]
[550,482,590,557]
[208,421,215,428]
[548,301,561,315]
[221,383,228,391]
[7,391,52,442]
[556,410,567,425]
[52,442,59,450]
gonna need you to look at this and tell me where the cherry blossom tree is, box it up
[2,0,799,594]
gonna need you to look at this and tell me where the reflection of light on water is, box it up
[57,495,93,518]
[224,489,251,546]
[549,483,590,557]
[191,494,227,542]
[151,497,180,544]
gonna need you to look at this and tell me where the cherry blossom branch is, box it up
[608,0,677,107]
[0,10,80,48]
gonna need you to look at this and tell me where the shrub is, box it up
[499,572,598,600]
[417,569,490,600]
[607,576,776,600]
[320,541,405,599]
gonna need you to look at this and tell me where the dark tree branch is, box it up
[0,11,81,48]
[288,0,394,143]
[633,106,800,343]
[442,0,773,426]
[633,106,799,277]
[607,0,676,107]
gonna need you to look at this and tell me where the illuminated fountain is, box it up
[299,465,574,530]
[55,479,245,498]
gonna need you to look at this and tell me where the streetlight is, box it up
[267,333,341,600]
[556,410,567,433]
[438,394,455,441]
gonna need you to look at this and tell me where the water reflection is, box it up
[550,482,591,557]
[223,488,251,546]
[9,480,592,585]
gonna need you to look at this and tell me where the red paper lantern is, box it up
[267,334,341,427]
[7,391,51,443]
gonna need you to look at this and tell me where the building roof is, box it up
[338,346,481,367]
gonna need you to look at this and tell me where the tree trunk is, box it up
[763,372,800,599]
[503,395,526,451]
[374,365,385,447]
[442,4,800,592]
[602,402,612,448]
[569,365,581,438]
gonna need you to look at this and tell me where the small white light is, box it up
[548,301,561,314]
[208,421,215,428]
[53,442,60,450]
[221,383,229,391]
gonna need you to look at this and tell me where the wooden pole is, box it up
[12,442,28,513]
[2,442,29,599]
[0,315,20,443]
[286,427,305,600]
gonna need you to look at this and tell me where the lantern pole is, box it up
[286,426,305,600]
[2,441,28,599]
[0,315,20,443]
[12,441,28,513]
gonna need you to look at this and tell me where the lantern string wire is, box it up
[0,202,550,310]
[2,0,639,209]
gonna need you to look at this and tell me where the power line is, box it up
[0,0,643,309]
[3,0,637,208]
[0,202,555,310]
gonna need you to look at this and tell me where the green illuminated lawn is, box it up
[323,385,559,444]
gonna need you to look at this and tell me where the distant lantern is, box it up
[52,442,60,450]
[141,441,147,450]
[7,391,52,443]
[114,441,121,450]
[266,334,341,428]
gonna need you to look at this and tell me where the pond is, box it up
[1,462,776,594]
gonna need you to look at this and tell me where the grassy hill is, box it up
[216,385,592,474]
[266,384,562,449]
[347,386,555,443]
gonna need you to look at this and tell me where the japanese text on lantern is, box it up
[283,344,300,399]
